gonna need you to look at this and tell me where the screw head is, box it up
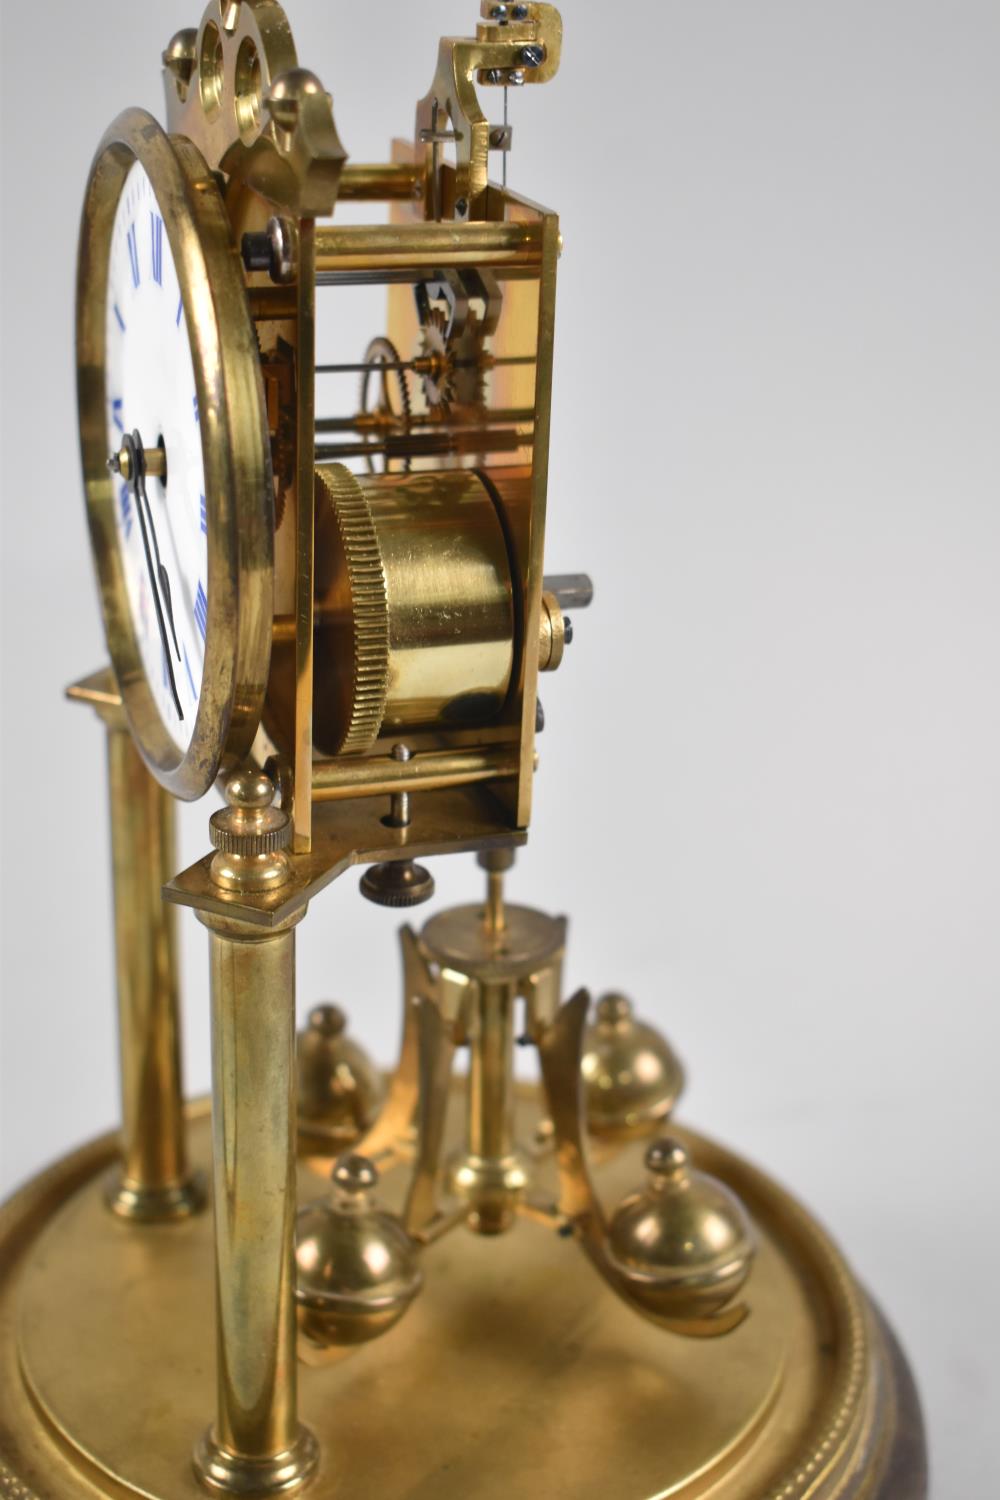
[483,67,505,84]
[512,3,529,16]
[507,68,526,86]
[520,43,544,68]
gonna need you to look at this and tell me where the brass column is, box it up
[464,980,519,1223]
[69,670,203,1221]
[193,773,317,1496]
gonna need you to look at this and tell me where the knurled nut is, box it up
[318,465,390,754]
[209,806,292,857]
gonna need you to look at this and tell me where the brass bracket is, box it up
[415,3,562,219]
[163,1,346,215]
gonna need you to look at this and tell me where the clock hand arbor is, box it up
[108,431,184,721]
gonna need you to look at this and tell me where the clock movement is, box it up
[0,4,927,1497]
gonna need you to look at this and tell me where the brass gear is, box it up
[359,336,412,473]
[315,465,390,755]
[418,307,456,413]
[452,312,490,412]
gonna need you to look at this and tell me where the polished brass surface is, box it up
[414,6,562,219]
[420,899,566,982]
[297,1005,386,1153]
[582,992,686,1138]
[166,783,525,928]
[194,908,315,1494]
[538,989,750,1339]
[52,5,927,1496]
[416,881,564,1238]
[447,979,529,1234]
[108,441,167,483]
[77,108,273,800]
[358,858,436,909]
[162,3,345,215]
[311,466,390,755]
[310,745,521,801]
[608,1139,755,1322]
[69,673,203,1222]
[103,712,204,1221]
[311,465,515,756]
[208,770,293,894]
[314,221,542,274]
[0,1099,924,1499]
[339,162,423,202]
[295,1155,423,1348]
[291,215,316,852]
[537,588,567,672]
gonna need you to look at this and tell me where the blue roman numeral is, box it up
[200,494,207,534]
[193,393,199,423]
[194,581,208,640]
[113,302,126,333]
[176,295,183,327]
[119,482,133,539]
[183,644,197,700]
[111,397,124,432]
[150,212,164,286]
[126,224,140,288]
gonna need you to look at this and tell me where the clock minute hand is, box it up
[126,432,181,663]
[135,461,181,663]
[110,433,184,721]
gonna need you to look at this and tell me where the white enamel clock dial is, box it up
[105,162,208,753]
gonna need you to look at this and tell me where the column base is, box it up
[104,1166,207,1222]
[193,1427,319,1497]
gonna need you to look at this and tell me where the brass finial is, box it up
[607,1137,755,1320]
[581,992,685,1137]
[295,1154,423,1347]
[297,1004,386,1152]
[265,68,327,133]
[209,770,293,892]
[162,28,197,99]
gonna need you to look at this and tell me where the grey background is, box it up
[2,1,998,1491]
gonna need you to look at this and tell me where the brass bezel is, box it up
[76,107,273,800]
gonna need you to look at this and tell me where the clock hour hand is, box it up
[109,432,184,721]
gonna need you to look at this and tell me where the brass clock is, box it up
[76,107,273,799]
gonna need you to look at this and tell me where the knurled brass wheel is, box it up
[314,465,391,755]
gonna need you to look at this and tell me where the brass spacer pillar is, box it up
[193,774,317,1495]
[69,672,203,1222]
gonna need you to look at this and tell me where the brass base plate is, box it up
[0,1092,925,1499]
